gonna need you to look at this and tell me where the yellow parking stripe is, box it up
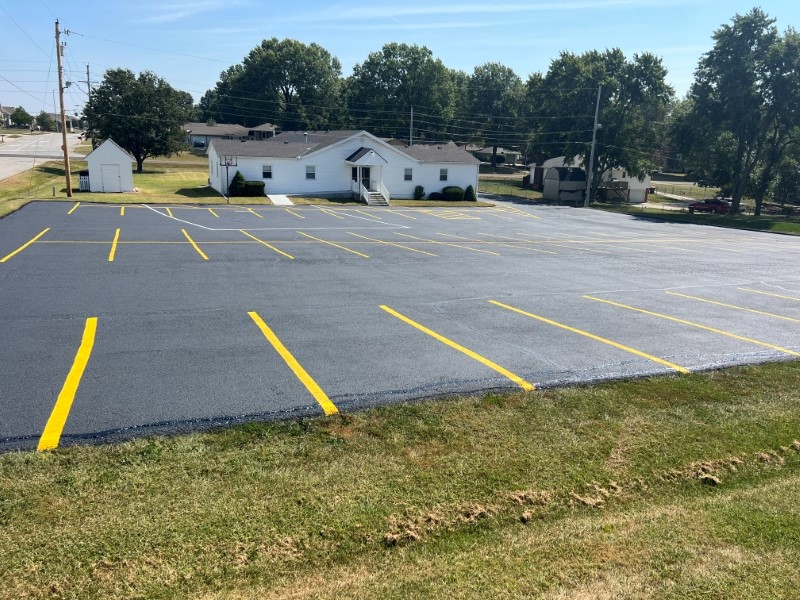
[208,208,219,218]
[298,231,369,258]
[285,208,305,219]
[108,228,120,262]
[355,209,382,220]
[166,207,173,218]
[1,228,50,263]
[490,300,689,374]
[584,296,800,357]
[120,206,125,216]
[386,210,416,220]
[248,311,338,415]
[246,207,264,219]
[666,291,800,323]
[38,317,98,451]
[182,229,209,260]
[320,208,345,219]
[67,202,80,215]
[477,233,558,255]
[395,232,500,255]
[348,232,437,256]
[240,230,294,259]
[381,305,534,391]
[738,288,800,302]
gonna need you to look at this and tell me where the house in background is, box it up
[208,130,480,205]
[1,106,13,127]
[84,139,134,193]
[469,145,522,166]
[185,122,278,147]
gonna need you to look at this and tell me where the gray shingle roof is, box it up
[185,122,249,137]
[210,131,480,165]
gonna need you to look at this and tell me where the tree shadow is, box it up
[174,186,222,199]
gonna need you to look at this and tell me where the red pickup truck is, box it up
[687,199,731,214]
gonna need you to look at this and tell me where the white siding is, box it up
[208,133,479,199]
[86,140,134,193]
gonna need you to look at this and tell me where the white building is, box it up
[208,130,480,204]
[84,139,134,193]
[529,156,652,203]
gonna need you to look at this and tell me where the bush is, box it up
[464,185,476,201]
[228,171,246,196]
[522,174,530,187]
[244,181,265,196]
[428,192,443,200]
[442,186,465,201]
[413,185,425,200]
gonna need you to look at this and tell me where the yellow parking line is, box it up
[1,228,50,263]
[348,232,437,256]
[381,305,534,391]
[108,228,120,262]
[666,291,800,323]
[355,209,382,220]
[246,207,264,219]
[182,229,209,260]
[738,288,800,302]
[395,232,500,255]
[67,202,80,215]
[477,233,558,255]
[298,231,369,258]
[166,207,173,218]
[490,300,689,374]
[319,208,345,219]
[285,208,305,219]
[248,311,338,415]
[240,230,294,259]
[584,295,800,357]
[120,206,125,216]
[386,210,416,220]
[208,208,219,218]
[38,317,98,451]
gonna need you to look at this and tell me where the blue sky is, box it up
[1,0,798,119]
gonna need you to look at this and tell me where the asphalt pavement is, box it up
[1,200,799,451]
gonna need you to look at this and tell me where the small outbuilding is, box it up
[543,167,586,202]
[85,139,135,193]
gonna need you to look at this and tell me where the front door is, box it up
[351,166,372,189]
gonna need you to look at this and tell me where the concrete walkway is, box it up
[267,194,294,206]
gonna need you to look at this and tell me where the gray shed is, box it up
[85,139,135,193]
[543,167,586,202]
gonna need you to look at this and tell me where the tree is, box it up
[36,111,56,132]
[527,49,673,202]
[10,106,33,128]
[346,43,455,140]
[200,39,344,130]
[84,68,194,172]
[684,9,800,214]
[466,63,524,166]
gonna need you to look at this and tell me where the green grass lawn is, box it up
[598,203,800,235]
[2,362,799,598]
[479,177,543,201]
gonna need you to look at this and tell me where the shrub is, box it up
[413,185,425,200]
[442,186,465,201]
[522,174,530,187]
[464,185,476,201]
[228,170,246,196]
[428,192,443,200]
[244,181,265,196]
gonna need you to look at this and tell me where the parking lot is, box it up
[1,200,799,451]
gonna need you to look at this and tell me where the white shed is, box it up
[85,139,135,193]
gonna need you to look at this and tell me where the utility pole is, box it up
[86,64,91,95]
[55,19,72,197]
[584,85,601,208]
[409,106,413,147]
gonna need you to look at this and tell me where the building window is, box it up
[404,168,413,181]
[262,165,272,179]
[440,168,448,181]
[306,165,316,180]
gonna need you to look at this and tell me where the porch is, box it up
[346,147,390,206]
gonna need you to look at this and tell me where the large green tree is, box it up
[527,49,673,201]
[84,69,193,172]
[346,43,455,140]
[684,8,800,214]
[10,106,33,128]
[35,111,56,132]
[200,38,344,130]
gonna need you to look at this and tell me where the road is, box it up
[0,132,84,180]
[1,201,799,451]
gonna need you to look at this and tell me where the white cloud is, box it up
[138,0,251,24]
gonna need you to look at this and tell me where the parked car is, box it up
[687,198,730,214]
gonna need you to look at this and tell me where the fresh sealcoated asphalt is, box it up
[1,200,799,451]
